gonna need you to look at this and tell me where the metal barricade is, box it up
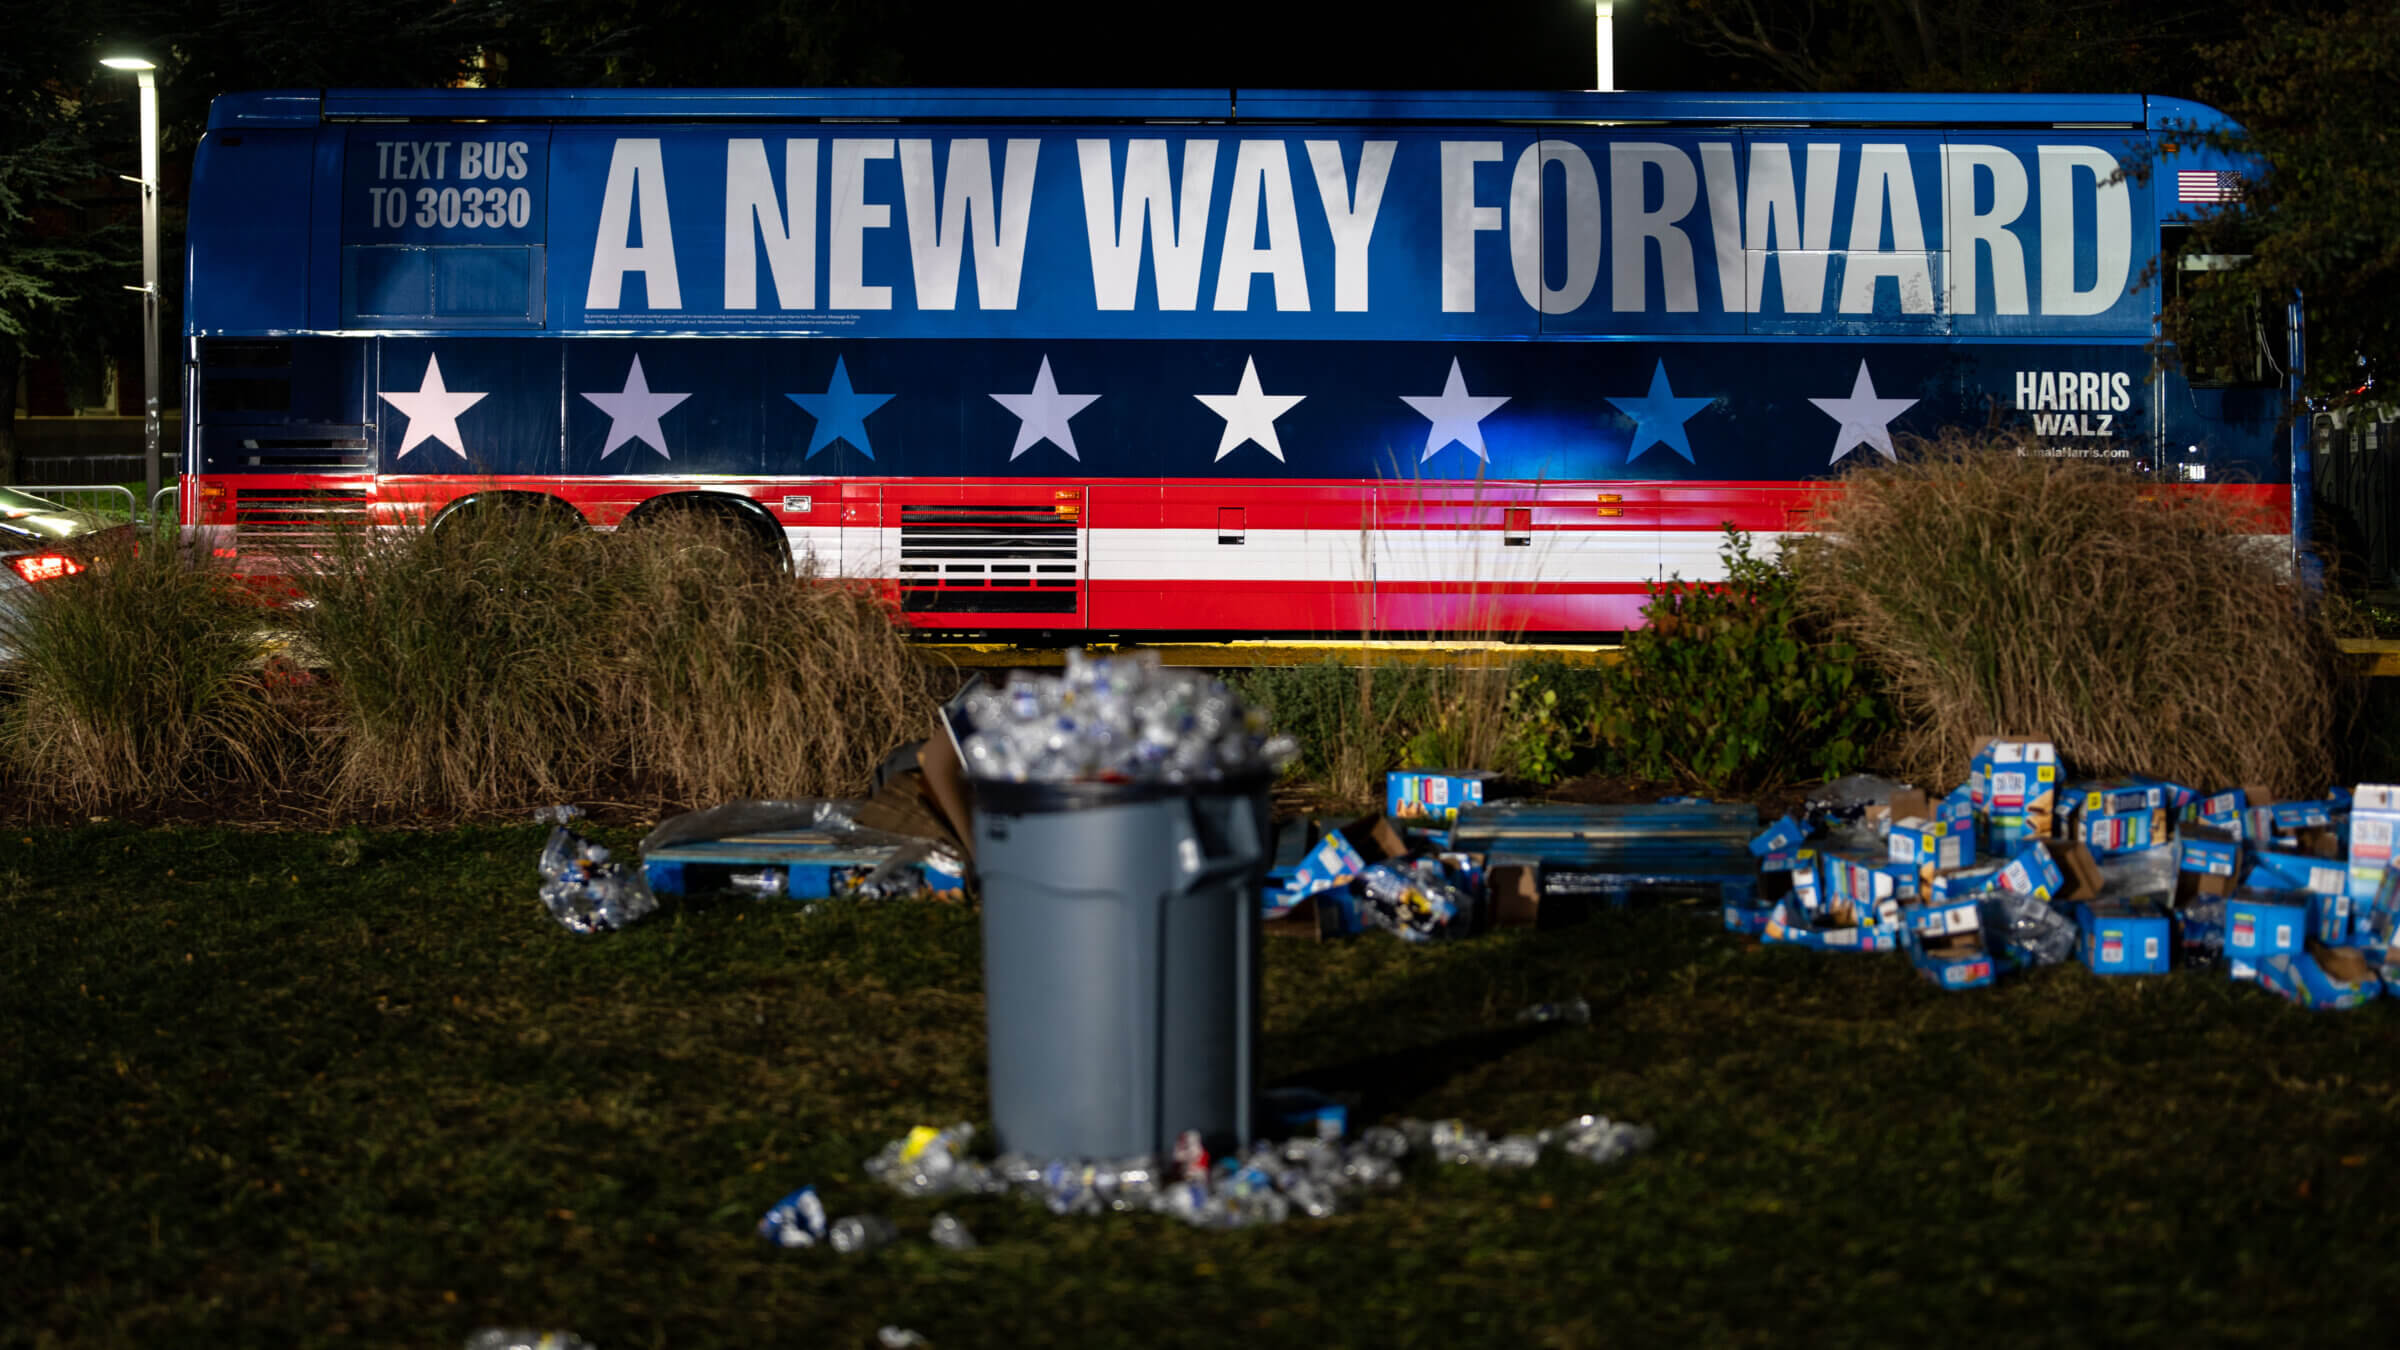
[14,484,140,526]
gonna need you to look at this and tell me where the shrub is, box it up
[604,514,935,804]
[0,531,289,806]
[286,510,934,812]
[282,506,619,810]
[1235,655,1607,805]
[1788,429,2340,797]
[1591,528,1886,792]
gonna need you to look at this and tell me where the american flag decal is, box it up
[2177,170,2243,203]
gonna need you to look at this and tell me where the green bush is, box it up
[1235,655,1608,804]
[1592,528,1885,791]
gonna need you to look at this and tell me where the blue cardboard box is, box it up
[2065,779,2170,825]
[1750,815,1808,858]
[1876,861,1921,902]
[1889,816,1973,884]
[2268,799,2334,835]
[2072,899,2172,975]
[2346,784,2400,904]
[2256,943,2383,1010]
[1388,770,1497,824]
[2224,892,2310,973]
[2198,786,2260,840]
[1930,862,2009,903]
[1273,829,1368,906]
[2248,849,2346,894]
[2078,806,2167,857]
[1760,898,1903,952]
[1903,895,1995,989]
[1997,840,2065,901]
[1817,850,1897,926]
[2178,825,2241,879]
[1970,737,2059,842]
[1938,787,1975,826]
[1723,897,1775,936]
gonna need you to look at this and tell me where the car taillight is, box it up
[8,553,82,584]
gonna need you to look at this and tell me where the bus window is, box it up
[2165,226,2287,389]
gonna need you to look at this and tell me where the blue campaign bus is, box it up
[180,87,2293,635]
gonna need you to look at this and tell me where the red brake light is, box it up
[8,553,82,584]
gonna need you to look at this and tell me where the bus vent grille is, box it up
[232,437,375,473]
[898,503,1078,614]
[234,485,371,546]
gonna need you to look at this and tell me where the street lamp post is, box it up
[1595,2,1615,92]
[101,56,160,521]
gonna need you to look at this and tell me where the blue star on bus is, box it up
[788,357,895,459]
[1606,360,1713,464]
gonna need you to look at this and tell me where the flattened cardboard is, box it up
[918,716,977,861]
[2047,840,2106,904]
[1339,814,1411,867]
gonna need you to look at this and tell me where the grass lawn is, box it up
[5,822,2399,1348]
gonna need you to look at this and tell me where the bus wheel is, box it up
[618,494,789,576]
[428,492,586,543]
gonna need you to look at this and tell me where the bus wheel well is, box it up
[619,491,789,572]
[427,491,587,536]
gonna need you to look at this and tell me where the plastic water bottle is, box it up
[829,1214,898,1254]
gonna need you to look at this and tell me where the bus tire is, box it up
[619,492,790,575]
[428,492,586,541]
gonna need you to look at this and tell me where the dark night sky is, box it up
[885,0,1712,92]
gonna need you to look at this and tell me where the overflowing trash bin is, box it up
[963,651,1293,1160]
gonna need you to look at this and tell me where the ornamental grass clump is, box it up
[288,507,934,812]
[1788,428,2341,797]
[0,529,290,808]
[285,505,617,811]
[605,512,934,803]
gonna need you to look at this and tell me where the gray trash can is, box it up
[972,774,1271,1162]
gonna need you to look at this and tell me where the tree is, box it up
[1634,0,2245,93]
[2163,3,2400,406]
[0,6,143,482]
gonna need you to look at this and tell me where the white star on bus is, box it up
[377,354,487,460]
[1195,356,1306,462]
[1809,361,1920,464]
[1400,358,1510,463]
[990,356,1100,461]
[580,354,692,460]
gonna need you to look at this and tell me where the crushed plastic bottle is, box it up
[876,1330,930,1350]
[757,1184,829,1249]
[464,1332,596,1350]
[928,1212,977,1250]
[1514,997,1593,1025]
[846,1109,1649,1232]
[531,804,587,826]
[957,649,1298,785]
[1982,890,2078,967]
[1541,1114,1659,1166]
[726,869,787,898]
[864,1123,996,1198]
[536,825,658,934]
[829,1214,900,1255]
[1359,860,1472,942]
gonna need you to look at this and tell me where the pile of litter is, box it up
[1262,779,1759,943]
[1728,743,2400,1009]
[533,806,656,935]
[760,1114,1655,1250]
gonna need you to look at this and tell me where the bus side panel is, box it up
[188,130,315,334]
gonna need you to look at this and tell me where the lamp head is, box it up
[100,56,156,71]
